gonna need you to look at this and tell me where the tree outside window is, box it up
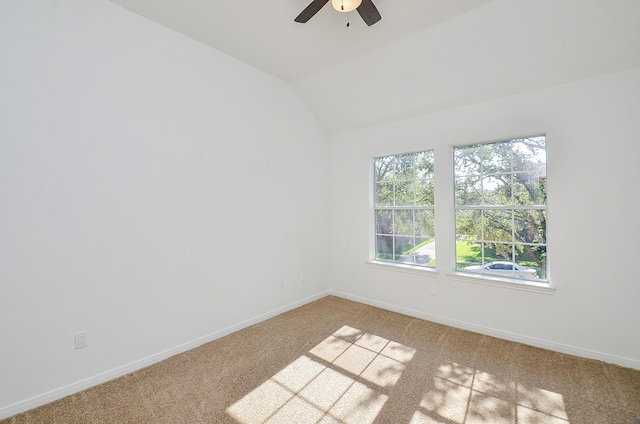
[454,136,547,281]
[374,151,435,268]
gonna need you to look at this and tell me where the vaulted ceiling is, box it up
[108,0,640,134]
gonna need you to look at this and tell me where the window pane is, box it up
[394,154,416,180]
[456,209,482,241]
[514,209,546,244]
[375,210,392,235]
[414,210,435,238]
[483,142,512,173]
[393,210,413,236]
[414,237,435,266]
[488,242,513,262]
[394,181,415,206]
[454,145,483,176]
[375,181,393,206]
[515,246,545,280]
[483,209,513,243]
[394,236,414,262]
[416,151,435,179]
[456,240,483,269]
[512,137,546,174]
[515,247,546,280]
[416,178,434,206]
[455,175,483,206]
[396,254,416,265]
[375,156,395,183]
[376,235,393,260]
[482,175,511,205]
[513,173,546,205]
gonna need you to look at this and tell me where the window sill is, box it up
[447,272,556,294]
[366,260,440,277]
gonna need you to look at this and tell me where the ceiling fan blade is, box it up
[357,0,381,26]
[295,0,330,23]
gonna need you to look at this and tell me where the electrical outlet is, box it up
[301,273,306,283]
[428,285,436,295]
[280,279,284,289]
[75,331,87,349]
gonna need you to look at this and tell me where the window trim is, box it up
[368,135,552,294]
[447,271,556,294]
[452,135,550,289]
[371,150,436,269]
[366,259,440,276]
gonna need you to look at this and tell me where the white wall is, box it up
[328,68,640,368]
[0,0,329,415]
[2,0,639,418]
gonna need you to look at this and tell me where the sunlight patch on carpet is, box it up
[226,325,415,424]
[414,362,571,423]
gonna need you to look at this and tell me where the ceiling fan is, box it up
[295,0,381,26]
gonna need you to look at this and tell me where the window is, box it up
[374,151,435,268]
[454,136,547,282]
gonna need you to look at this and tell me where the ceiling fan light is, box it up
[331,0,362,13]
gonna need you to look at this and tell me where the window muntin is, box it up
[374,151,435,268]
[454,136,547,282]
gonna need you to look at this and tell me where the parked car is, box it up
[464,261,538,279]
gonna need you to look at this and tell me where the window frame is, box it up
[370,150,437,271]
[451,135,552,290]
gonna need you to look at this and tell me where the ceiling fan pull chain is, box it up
[346,10,350,27]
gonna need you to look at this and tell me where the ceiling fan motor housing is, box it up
[331,0,362,12]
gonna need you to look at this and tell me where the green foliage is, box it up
[454,137,547,266]
[375,151,435,207]
[375,151,436,267]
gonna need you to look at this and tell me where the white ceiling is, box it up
[108,0,640,134]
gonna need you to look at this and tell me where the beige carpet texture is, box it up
[3,296,639,424]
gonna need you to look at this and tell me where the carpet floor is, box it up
[3,296,639,423]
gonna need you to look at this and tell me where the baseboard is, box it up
[329,290,640,370]
[4,289,636,420]
[0,291,330,420]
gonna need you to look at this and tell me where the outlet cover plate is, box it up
[75,331,87,349]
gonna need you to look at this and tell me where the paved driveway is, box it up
[411,241,436,265]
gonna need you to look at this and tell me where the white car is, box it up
[464,261,538,279]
